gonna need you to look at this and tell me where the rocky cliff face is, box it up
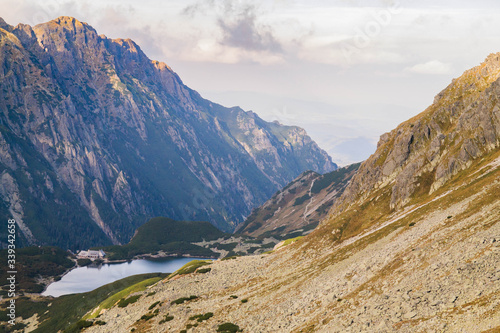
[0,16,335,249]
[335,53,500,213]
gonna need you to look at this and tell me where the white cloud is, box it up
[405,60,453,75]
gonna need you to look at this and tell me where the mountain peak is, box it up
[48,16,88,27]
[0,17,12,31]
[34,16,98,38]
[332,52,500,217]
[432,52,500,107]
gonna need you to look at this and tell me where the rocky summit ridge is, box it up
[0,17,335,249]
[75,54,500,332]
[335,53,500,213]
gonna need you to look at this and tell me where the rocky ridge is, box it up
[0,16,335,249]
[236,163,360,238]
[335,53,500,212]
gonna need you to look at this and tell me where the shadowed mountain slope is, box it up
[0,16,335,249]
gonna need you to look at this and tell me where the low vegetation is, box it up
[148,301,161,310]
[117,295,141,308]
[85,276,163,320]
[171,295,198,305]
[221,256,239,261]
[0,246,74,294]
[139,312,157,321]
[168,260,212,278]
[293,194,311,206]
[159,314,174,324]
[189,312,213,322]
[101,217,224,260]
[217,322,242,332]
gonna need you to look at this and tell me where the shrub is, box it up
[189,312,213,322]
[217,322,242,332]
[159,314,174,324]
[171,295,198,305]
[197,268,211,274]
[240,298,248,303]
[293,194,311,206]
[221,256,238,261]
[75,320,93,329]
[148,301,160,310]
[139,313,156,321]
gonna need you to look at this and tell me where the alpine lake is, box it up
[42,257,210,297]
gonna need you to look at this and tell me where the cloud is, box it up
[182,0,282,54]
[217,5,282,53]
[405,60,453,75]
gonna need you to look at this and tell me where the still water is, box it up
[42,257,209,297]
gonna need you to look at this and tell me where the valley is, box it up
[58,52,500,332]
[1,10,500,333]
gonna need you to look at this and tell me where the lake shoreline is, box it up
[41,257,213,297]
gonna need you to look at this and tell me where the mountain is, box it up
[0,17,336,250]
[57,54,500,332]
[236,163,360,238]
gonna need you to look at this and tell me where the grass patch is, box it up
[197,267,211,274]
[117,294,141,308]
[85,275,164,319]
[275,236,304,250]
[168,260,212,278]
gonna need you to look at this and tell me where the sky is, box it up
[2,0,500,165]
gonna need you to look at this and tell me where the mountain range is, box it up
[0,16,335,250]
[70,53,500,332]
